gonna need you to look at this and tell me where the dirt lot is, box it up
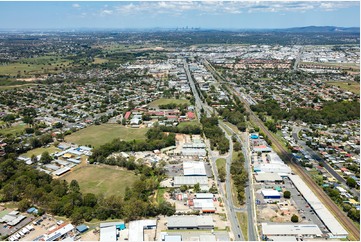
[20,217,57,241]
[79,229,99,241]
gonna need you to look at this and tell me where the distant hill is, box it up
[274,26,360,33]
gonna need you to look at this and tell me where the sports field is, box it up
[148,98,190,107]
[65,124,148,148]
[62,165,138,197]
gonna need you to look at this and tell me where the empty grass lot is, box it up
[0,124,25,136]
[148,98,190,107]
[65,124,148,148]
[327,81,360,95]
[62,165,138,197]
[23,145,61,158]
[216,158,226,175]
[177,121,201,128]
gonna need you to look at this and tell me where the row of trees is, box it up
[230,149,248,205]
[200,116,229,154]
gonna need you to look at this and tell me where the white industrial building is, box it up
[183,161,206,176]
[254,173,283,183]
[167,215,214,230]
[173,176,209,190]
[181,142,207,157]
[254,163,292,175]
[99,221,126,242]
[192,199,215,213]
[288,175,348,238]
[261,223,322,238]
[128,220,156,242]
[267,152,284,164]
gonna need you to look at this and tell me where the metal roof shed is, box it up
[76,224,89,233]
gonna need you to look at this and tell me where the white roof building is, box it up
[288,175,348,238]
[100,226,116,242]
[193,199,215,212]
[128,220,156,242]
[261,223,322,237]
[254,163,292,174]
[183,161,206,176]
[255,173,283,182]
[174,176,208,186]
[167,216,214,229]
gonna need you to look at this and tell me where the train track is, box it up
[244,99,360,241]
[203,59,360,240]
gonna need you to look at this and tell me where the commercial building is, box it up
[167,215,214,230]
[288,175,348,238]
[261,189,281,200]
[100,221,126,242]
[192,199,216,213]
[254,163,292,175]
[255,173,283,183]
[183,161,206,176]
[261,223,322,238]
[173,176,209,190]
[128,219,156,242]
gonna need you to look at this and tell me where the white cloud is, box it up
[93,1,359,17]
[72,3,80,8]
[101,10,113,16]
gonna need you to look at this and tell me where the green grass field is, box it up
[0,124,25,136]
[177,121,201,128]
[236,212,248,241]
[93,57,109,64]
[0,55,70,78]
[23,145,61,158]
[65,124,148,148]
[62,166,138,197]
[156,188,167,204]
[327,81,360,95]
[216,158,226,172]
[148,98,190,107]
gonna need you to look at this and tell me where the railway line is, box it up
[237,90,360,242]
[203,59,360,241]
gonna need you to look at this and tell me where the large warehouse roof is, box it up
[288,175,348,237]
[174,176,208,186]
[167,215,214,229]
[183,161,206,176]
[255,172,283,182]
[261,223,322,236]
[128,219,156,242]
[100,226,116,242]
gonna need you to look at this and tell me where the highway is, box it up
[292,127,360,198]
[184,59,244,241]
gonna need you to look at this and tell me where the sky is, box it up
[0,1,359,29]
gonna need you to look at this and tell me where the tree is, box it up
[283,191,291,199]
[69,180,80,193]
[40,151,52,164]
[179,185,188,192]
[193,183,201,193]
[31,154,38,163]
[346,177,357,188]
[291,214,299,223]
[218,169,226,182]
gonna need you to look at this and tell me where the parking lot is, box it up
[255,177,330,235]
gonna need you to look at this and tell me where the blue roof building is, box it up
[76,224,89,233]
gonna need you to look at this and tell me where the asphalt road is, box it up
[220,123,258,241]
[185,59,245,241]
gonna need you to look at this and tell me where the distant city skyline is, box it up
[0,1,359,29]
